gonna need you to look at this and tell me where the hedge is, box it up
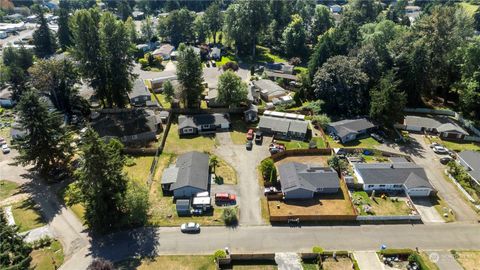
[378,248,414,256]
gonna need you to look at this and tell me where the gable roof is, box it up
[178,113,230,129]
[279,162,340,193]
[171,151,209,191]
[404,115,468,135]
[128,79,150,100]
[354,162,433,190]
[252,79,287,97]
[258,116,308,134]
[328,118,376,138]
[457,150,480,183]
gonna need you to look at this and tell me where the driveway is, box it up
[426,251,462,270]
[411,198,445,223]
[214,132,270,225]
[354,251,385,270]
[376,134,478,222]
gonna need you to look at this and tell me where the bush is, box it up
[379,248,414,256]
[311,114,331,129]
[222,61,239,71]
[312,246,324,254]
[214,249,227,260]
[122,183,150,228]
[139,58,149,69]
[124,156,136,167]
[260,158,277,183]
[31,236,52,249]
[222,207,238,225]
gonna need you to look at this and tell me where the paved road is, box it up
[214,132,270,225]
[377,134,478,222]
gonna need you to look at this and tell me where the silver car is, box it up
[180,222,200,233]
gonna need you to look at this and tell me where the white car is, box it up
[433,146,448,154]
[180,222,200,233]
[2,144,10,154]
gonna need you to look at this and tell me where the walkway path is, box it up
[21,225,54,243]
[275,252,302,270]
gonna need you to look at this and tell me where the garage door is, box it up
[408,189,430,196]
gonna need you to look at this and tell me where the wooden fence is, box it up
[270,148,333,162]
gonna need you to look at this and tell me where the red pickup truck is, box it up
[215,193,236,204]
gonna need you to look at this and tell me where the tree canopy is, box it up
[216,70,248,107]
[176,47,204,108]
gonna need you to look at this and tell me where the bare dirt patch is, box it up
[322,257,354,270]
[275,155,329,166]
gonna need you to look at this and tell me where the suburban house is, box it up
[0,89,14,108]
[329,4,342,13]
[278,162,340,200]
[178,113,231,136]
[153,44,175,60]
[247,84,261,104]
[132,11,145,20]
[265,71,298,82]
[205,89,224,108]
[353,162,435,197]
[128,79,151,106]
[91,109,162,143]
[400,115,469,140]
[161,151,210,198]
[326,118,377,143]
[145,75,177,93]
[258,114,308,140]
[244,104,259,123]
[457,150,480,185]
[251,79,288,102]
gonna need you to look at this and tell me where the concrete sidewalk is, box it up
[427,251,462,270]
[354,251,385,270]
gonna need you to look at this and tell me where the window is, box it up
[183,128,194,134]
[368,185,374,188]
[379,185,386,187]
[202,124,211,129]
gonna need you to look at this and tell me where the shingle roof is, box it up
[128,79,149,100]
[92,109,159,138]
[258,116,308,134]
[178,113,230,129]
[252,79,287,98]
[404,116,468,135]
[458,150,480,183]
[328,118,376,138]
[172,151,209,191]
[354,163,433,189]
[279,162,340,193]
[161,166,179,185]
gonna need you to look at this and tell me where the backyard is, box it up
[453,250,480,270]
[322,257,354,270]
[213,158,238,185]
[11,199,46,232]
[163,123,217,154]
[230,116,257,145]
[352,191,413,216]
[327,136,380,149]
[152,93,171,109]
[116,255,216,270]
[0,179,19,201]
[430,137,480,152]
[124,156,155,187]
[276,137,326,150]
[30,240,64,270]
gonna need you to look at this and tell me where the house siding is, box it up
[284,188,314,200]
[318,187,339,194]
[173,186,205,198]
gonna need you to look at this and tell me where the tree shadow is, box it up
[397,137,426,158]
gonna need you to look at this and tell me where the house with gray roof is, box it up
[161,151,210,198]
[401,115,469,140]
[278,162,340,199]
[178,113,230,136]
[353,162,435,197]
[326,118,377,143]
[252,79,288,102]
[258,116,308,140]
[457,150,480,185]
[128,79,151,106]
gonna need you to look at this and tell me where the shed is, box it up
[176,199,191,216]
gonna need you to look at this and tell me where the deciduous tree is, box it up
[216,70,248,107]
[282,14,307,58]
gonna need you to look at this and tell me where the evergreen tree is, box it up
[176,47,204,108]
[58,0,72,50]
[0,209,32,269]
[282,14,307,58]
[157,8,196,47]
[33,10,57,58]
[216,70,248,107]
[163,81,175,103]
[369,71,407,127]
[125,16,138,43]
[13,90,74,176]
[141,16,155,43]
[75,129,128,233]
[2,46,33,101]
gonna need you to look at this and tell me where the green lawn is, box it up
[453,250,480,270]
[430,137,480,152]
[253,45,287,63]
[216,53,239,66]
[11,199,46,232]
[153,93,171,109]
[430,195,456,222]
[117,255,216,270]
[30,240,64,270]
[0,180,19,201]
[460,2,478,17]
[124,156,155,187]
[163,123,217,154]
[230,116,257,145]
[213,158,237,185]
[352,191,413,216]
[327,136,380,148]
[276,137,326,150]
[57,183,86,224]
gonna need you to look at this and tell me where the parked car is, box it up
[255,131,263,144]
[440,157,452,165]
[433,146,449,154]
[264,186,279,195]
[215,193,236,204]
[0,137,6,145]
[2,144,10,154]
[430,142,441,148]
[180,222,200,233]
[246,140,253,150]
[269,143,285,154]
[371,133,384,143]
[246,129,254,140]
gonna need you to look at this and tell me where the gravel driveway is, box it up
[214,132,270,225]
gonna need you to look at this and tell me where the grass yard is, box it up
[327,136,380,149]
[153,93,171,109]
[419,252,440,270]
[352,192,413,216]
[124,156,154,187]
[276,155,329,166]
[117,255,216,270]
[268,183,355,218]
[460,2,478,17]
[430,137,480,152]
[322,257,353,270]
[11,199,46,232]
[216,53,239,67]
[163,123,217,154]
[230,116,257,145]
[233,264,277,270]
[276,137,326,150]
[453,250,480,270]
[0,180,19,201]
[252,45,287,63]
[430,195,456,222]
[57,183,86,224]
[213,158,237,185]
[30,240,64,270]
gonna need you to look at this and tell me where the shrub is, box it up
[222,61,239,71]
[121,183,150,228]
[222,207,238,225]
[311,114,331,129]
[139,58,149,69]
[214,249,227,259]
[260,158,277,183]
[31,236,52,249]
[124,156,136,167]
[312,246,324,254]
